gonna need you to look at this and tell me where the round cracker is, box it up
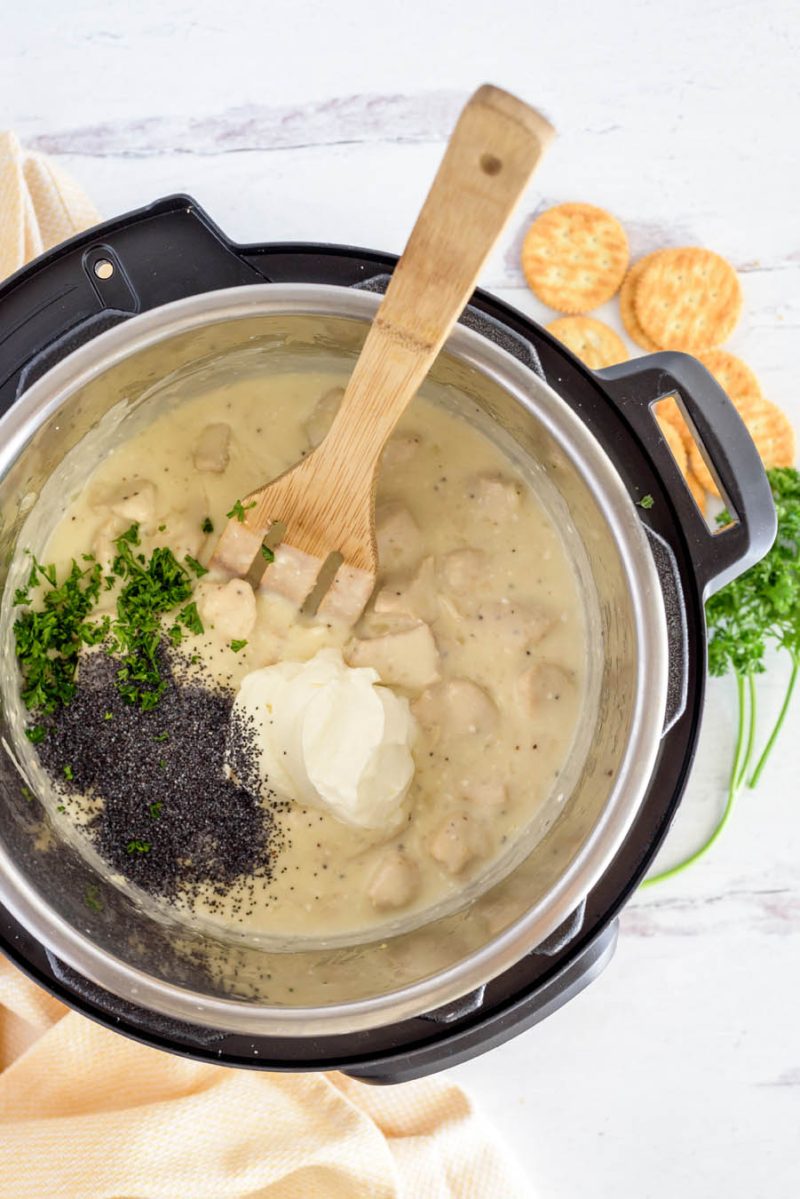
[656,408,707,515]
[654,395,692,450]
[656,414,688,475]
[546,316,628,369]
[689,395,796,497]
[696,349,762,405]
[619,253,662,351]
[521,202,629,313]
[634,247,742,352]
[684,469,707,515]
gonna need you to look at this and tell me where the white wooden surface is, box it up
[2,2,799,1195]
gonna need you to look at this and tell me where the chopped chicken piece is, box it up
[95,478,157,526]
[469,473,522,520]
[212,520,263,576]
[192,423,231,473]
[305,386,344,448]
[317,562,375,625]
[438,547,488,594]
[368,849,420,910]
[356,607,416,639]
[413,678,498,738]
[382,432,422,467]
[376,503,422,572]
[470,600,554,649]
[347,622,440,690]
[259,543,320,608]
[196,578,257,641]
[517,661,574,718]
[429,815,481,875]
[374,556,438,624]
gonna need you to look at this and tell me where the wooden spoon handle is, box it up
[317,85,554,473]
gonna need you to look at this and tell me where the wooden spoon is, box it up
[212,84,554,622]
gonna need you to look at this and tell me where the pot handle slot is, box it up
[0,195,263,414]
[597,352,776,596]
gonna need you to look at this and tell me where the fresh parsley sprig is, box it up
[226,498,256,523]
[645,467,800,884]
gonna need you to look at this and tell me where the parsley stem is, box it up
[748,652,799,790]
[735,672,758,788]
[642,670,746,887]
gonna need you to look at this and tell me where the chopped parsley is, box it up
[14,556,106,715]
[63,764,74,781]
[126,839,151,855]
[179,601,204,636]
[154,731,169,743]
[201,517,214,534]
[13,523,208,717]
[226,499,256,523]
[261,544,275,563]
[149,801,163,820]
[109,527,198,709]
[184,554,208,577]
[25,725,46,744]
[116,524,139,546]
[230,639,248,653]
[637,494,655,510]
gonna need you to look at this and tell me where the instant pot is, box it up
[0,197,775,1082]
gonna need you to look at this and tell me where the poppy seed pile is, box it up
[37,648,278,904]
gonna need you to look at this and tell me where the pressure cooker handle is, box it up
[598,352,776,596]
[0,195,264,412]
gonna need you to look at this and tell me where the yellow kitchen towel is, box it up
[0,948,526,1198]
[0,143,527,1199]
[0,130,100,279]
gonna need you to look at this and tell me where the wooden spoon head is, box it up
[211,448,379,624]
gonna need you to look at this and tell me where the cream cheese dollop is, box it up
[231,647,416,829]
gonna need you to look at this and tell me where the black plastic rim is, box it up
[0,198,708,1080]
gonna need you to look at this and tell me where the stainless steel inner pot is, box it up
[0,285,668,1036]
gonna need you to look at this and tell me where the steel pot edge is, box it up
[0,283,669,1036]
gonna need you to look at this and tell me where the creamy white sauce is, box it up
[38,368,588,941]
